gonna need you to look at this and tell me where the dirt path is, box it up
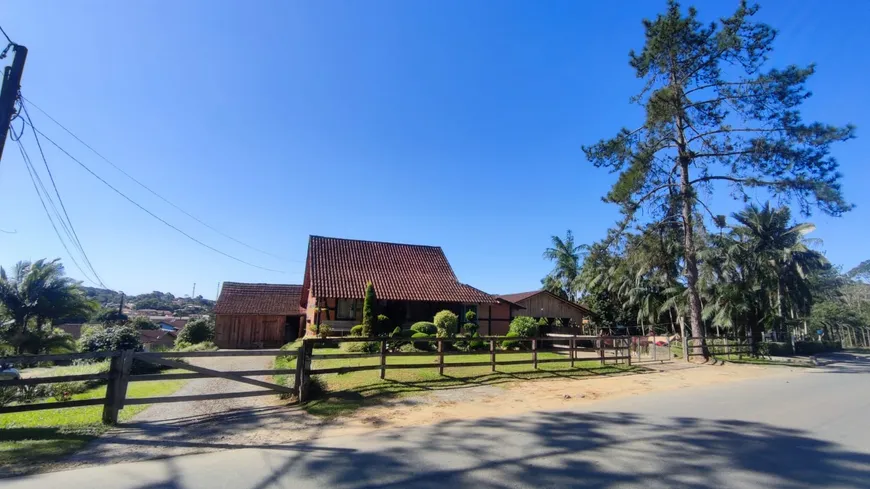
[61,354,322,469]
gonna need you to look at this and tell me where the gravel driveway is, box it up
[62,353,323,469]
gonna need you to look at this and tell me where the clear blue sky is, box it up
[2,1,868,299]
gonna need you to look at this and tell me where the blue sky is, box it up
[2,1,868,299]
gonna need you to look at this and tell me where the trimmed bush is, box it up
[433,310,458,338]
[509,316,538,337]
[177,318,215,345]
[79,324,143,352]
[462,322,479,335]
[757,341,794,357]
[411,332,434,351]
[377,314,391,336]
[469,332,485,351]
[502,331,521,349]
[465,310,477,323]
[795,340,842,355]
[411,321,437,335]
[362,282,377,337]
[350,325,364,337]
[341,340,380,353]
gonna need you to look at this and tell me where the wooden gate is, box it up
[0,349,300,424]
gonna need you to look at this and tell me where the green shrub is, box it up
[469,332,485,351]
[509,316,538,337]
[362,282,377,337]
[411,332,434,351]
[502,331,521,349]
[79,324,143,352]
[350,325,364,337]
[411,321,437,335]
[315,323,332,338]
[177,318,215,345]
[462,322,479,335]
[795,340,842,355]
[756,341,793,357]
[173,341,218,352]
[388,326,407,349]
[377,314,391,335]
[47,381,89,402]
[465,310,477,323]
[129,316,158,330]
[397,343,420,353]
[341,341,380,353]
[433,310,458,338]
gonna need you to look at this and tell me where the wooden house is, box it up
[214,282,305,348]
[497,290,591,327]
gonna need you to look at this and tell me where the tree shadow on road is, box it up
[240,411,870,489]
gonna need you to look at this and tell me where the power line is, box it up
[25,122,286,274]
[16,139,101,286]
[20,96,290,262]
[0,25,12,45]
[18,98,106,287]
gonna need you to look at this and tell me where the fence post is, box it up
[438,339,444,376]
[682,334,689,362]
[102,350,132,425]
[294,346,304,392]
[298,339,314,402]
[570,337,575,368]
[379,338,387,380]
[490,339,496,372]
[532,339,538,369]
[725,337,731,359]
[599,338,605,366]
[626,338,631,366]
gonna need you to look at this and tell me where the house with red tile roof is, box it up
[214,282,306,348]
[302,236,522,335]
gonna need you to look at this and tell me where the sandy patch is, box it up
[321,363,796,438]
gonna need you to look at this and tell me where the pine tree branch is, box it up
[686,127,782,144]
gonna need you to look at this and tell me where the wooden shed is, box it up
[497,290,591,327]
[214,282,305,349]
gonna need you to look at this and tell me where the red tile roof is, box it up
[303,236,497,303]
[215,282,305,315]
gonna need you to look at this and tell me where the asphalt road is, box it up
[7,353,870,489]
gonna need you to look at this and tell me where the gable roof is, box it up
[215,282,305,315]
[303,236,497,303]
[497,290,593,314]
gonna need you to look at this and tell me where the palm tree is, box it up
[726,203,826,345]
[542,230,585,302]
[0,259,95,353]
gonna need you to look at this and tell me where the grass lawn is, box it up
[275,342,639,417]
[0,372,187,477]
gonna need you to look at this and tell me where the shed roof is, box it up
[215,282,305,315]
[303,236,497,303]
[497,290,593,314]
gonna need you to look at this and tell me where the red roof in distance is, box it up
[215,282,305,315]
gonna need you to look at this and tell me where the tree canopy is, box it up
[582,1,854,356]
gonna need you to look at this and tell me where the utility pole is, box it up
[0,43,27,163]
[192,283,196,298]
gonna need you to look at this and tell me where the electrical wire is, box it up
[20,95,290,262]
[16,139,101,286]
[0,24,12,45]
[18,98,107,287]
[24,123,287,274]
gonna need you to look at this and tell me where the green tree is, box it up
[583,1,854,358]
[433,310,458,338]
[361,282,377,337]
[129,316,158,330]
[542,230,584,302]
[0,259,95,353]
[176,317,215,345]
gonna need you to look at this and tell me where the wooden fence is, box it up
[0,334,633,421]
[687,336,753,358]
[0,349,299,424]
[296,334,632,402]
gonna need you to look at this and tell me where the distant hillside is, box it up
[82,287,215,315]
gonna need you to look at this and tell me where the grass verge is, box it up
[0,372,187,477]
[275,343,639,417]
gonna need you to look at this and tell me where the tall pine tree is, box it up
[583,1,854,358]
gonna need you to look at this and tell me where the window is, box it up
[336,299,356,320]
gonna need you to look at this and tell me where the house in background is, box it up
[302,235,523,335]
[497,290,591,327]
[139,329,177,350]
[213,282,305,348]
